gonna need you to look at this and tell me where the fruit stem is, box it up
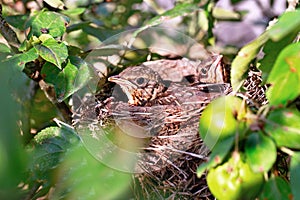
[234,121,240,152]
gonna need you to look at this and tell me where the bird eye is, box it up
[136,77,145,85]
[201,67,208,75]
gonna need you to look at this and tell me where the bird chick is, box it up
[108,66,168,106]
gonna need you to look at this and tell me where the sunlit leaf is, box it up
[1,48,39,70]
[245,132,277,173]
[25,125,78,197]
[30,126,79,164]
[231,32,269,90]
[265,109,300,149]
[27,126,79,179]
[290,152,300,199]
[258,12,300,82]
[26,10,69,38]
[259,31,298,82]
[34,37,68,69]
[259,177,292,200]
[268,10,300,41]
[266,42,300,106]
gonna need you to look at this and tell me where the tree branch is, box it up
[39,80,73,124]
[0,4,20,53]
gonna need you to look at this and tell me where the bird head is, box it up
[198,55,228,83]
[108,66,167,106]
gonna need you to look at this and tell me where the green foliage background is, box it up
[0,0,300,199]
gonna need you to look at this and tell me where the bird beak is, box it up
[108,75,137,88]
[108,75,121,83]
[108,75,137,104]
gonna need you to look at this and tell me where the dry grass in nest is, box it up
[73,93,214,199]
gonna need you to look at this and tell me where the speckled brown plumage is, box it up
[106,63,230,199]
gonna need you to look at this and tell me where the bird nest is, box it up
[73,95,214,199]
[72,57,234,199]
[72,49,271,199]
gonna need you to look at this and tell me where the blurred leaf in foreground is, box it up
[53,142,132,200]
[0,54,28,199]
[259,176,292,200]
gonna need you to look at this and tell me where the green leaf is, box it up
[27,10,69,38]
[0,43,11,53]
[197,136,234,177]
[259,31,298,82]
[259,177,292,200]
[1,48,39,70]
[0,58,29,199]
[265,109,300,149]
[5,14,29,30]
[26,125,79,198]
[61,7,85,15]
[28,126,79,179]
[231,32,269,90]
[53,143,131,200]
[41,56,92,101]
[133,3,200,37]
[268,10,300,41]
[291,152,300,199]
[231,10,300,89]
[34,37,68,69]
[245,132,277,173]
[0,43,11,60]
[266,42,300,106]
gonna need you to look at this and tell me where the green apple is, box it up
[199,96,247,149]
[207,153,264,200]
